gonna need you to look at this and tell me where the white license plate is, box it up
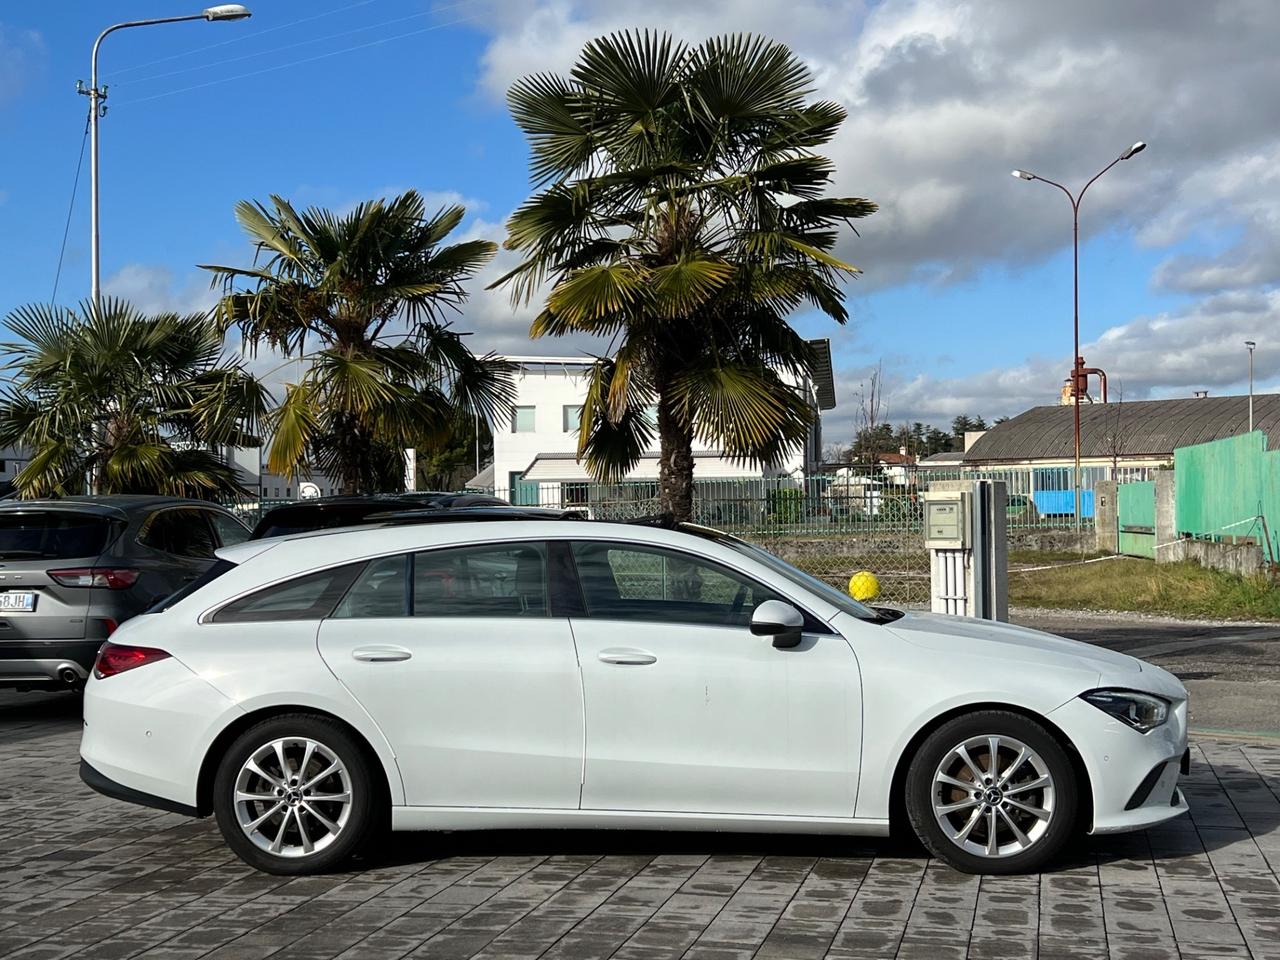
[0,592,36,612]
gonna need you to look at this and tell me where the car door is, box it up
[568,539,862,819]
[317,540,583,809]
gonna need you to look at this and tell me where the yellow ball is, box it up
[848,570,880,601]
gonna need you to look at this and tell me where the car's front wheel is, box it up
[905,710,1078,873]
[212,714,379,875]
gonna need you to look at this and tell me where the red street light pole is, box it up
[1011,141,1146,533]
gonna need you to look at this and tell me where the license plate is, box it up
[0,591,35,612]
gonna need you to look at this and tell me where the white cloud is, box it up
[0,25,43,105]
[101,263,219,316]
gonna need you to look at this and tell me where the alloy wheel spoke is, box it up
[1006,797,1051,821]
[1005,775,1050,796]
[235,790,277,803]
[245,758,284,790]
[273,740,292,781]
[302,801,341,836]
[307,791,351,803]
[998,747,1028,788]
[246,801,285,832]
[998,806,1032,848]
[303,761,340,790]
[951,806,983,842]
[955,745,986,783]
[294,808,314,855]
[298,741,316,783]
[937,797,981,815]
[268,811,290,853]
[986,808,999,856]
[936,773,975,792]
[987,737,1003,778]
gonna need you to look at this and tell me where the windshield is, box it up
[0,511,119,560]
[689,526,880,621]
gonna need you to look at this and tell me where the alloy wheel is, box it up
[931,734,1056,859]
[233,737,353,858]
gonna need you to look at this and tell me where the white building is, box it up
[477,343,836,507]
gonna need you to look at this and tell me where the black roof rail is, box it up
[367,506,587,525]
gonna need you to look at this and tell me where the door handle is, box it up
[352,645,412,663]
[597,648,657,666]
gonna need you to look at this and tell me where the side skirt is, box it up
[390,806,890,836]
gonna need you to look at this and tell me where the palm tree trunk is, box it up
[656,388,695,521]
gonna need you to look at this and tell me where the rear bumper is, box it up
[79,759,200,817]
[0,654,94,685]
[0,638,101,669]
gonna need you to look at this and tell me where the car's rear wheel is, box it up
[212,714,378,875]
[905,710,1078,873]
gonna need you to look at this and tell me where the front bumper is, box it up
[1049,694,1190,834]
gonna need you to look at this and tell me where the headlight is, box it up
[1081,689,1169,733]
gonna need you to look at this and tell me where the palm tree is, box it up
[496,31,876,519]
[0,299,269,498]
[201,191,513,494]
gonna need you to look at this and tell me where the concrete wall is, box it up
[1095,480,1118,553]
[1161,538,1264,576]
[1155,470,1177,554]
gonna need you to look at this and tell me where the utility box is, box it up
[923,481,1008,620]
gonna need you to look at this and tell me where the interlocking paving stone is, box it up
[3,711,1280,958]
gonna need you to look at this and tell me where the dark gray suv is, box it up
[0,496,250,690]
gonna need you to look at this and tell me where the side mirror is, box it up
[750,599,804,649]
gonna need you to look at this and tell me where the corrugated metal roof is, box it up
[964,394,1280,463]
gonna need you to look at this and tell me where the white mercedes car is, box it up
[79,515,1190,875]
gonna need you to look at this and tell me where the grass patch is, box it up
[1010,557,1280,620]
[1009,548,1105,566]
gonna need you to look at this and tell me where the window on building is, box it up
[562,405,582,432]
[512,406,535,433]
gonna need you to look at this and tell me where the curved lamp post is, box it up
[1011,140,1146,532]
[81,5,252,308]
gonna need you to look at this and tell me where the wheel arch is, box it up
[196,705,394,818]
[887,701,1094,834]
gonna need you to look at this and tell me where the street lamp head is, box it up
[1011,169,1035,180]
[203,4,252,20]
[1120,141,1146,160]
[1246,340,1256,349]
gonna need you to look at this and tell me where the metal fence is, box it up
[223,464,1120,607]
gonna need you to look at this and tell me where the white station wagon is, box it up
[80,515,1189,875]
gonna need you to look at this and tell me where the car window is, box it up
[570,541,787,629]
[331,554,409,619]
[212,563,364,623]
[139,509,218,559]
[413,542,548,618]
[208,510,250,547]
[0,511,118,560]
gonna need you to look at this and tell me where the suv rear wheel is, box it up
[212,714,379,874]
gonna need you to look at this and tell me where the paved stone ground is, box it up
[2,699,1279,960]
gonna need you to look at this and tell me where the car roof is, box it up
[0,495,228,518]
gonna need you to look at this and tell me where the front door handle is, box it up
[598,648,657,666]
[352,645,412,663]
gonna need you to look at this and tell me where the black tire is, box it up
[212,713,381,875]
[904,710,1078,874]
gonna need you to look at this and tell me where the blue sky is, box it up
[2,0,1276,441]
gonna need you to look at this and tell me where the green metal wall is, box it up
[1174,431,1274,559]
[1117,480,1156,558]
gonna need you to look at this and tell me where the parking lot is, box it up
[1,692,1278,960]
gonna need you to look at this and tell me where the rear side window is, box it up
[414,543,549,618]
[140,509,218,559]
[0,512,117,560]
[208,510,250,547]
[212,563,364,623]
[332,555,409,619]
[147,559,238,613]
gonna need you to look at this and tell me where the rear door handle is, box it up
[352,645,412,663]
[597,648,657,666]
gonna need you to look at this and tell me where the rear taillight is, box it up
[93,642,171,679]
[48,567,139,589]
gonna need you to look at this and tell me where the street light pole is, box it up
[1012,141,1146,534]
[80,5,251,309]
[1246,340,1256,433]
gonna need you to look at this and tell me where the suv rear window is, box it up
[0,512,118,560]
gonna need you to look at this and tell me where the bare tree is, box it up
[1102,381,1130,480]
[853,360,887,465]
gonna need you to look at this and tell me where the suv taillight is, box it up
[93,642,171,679]
[48,567,139,589]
